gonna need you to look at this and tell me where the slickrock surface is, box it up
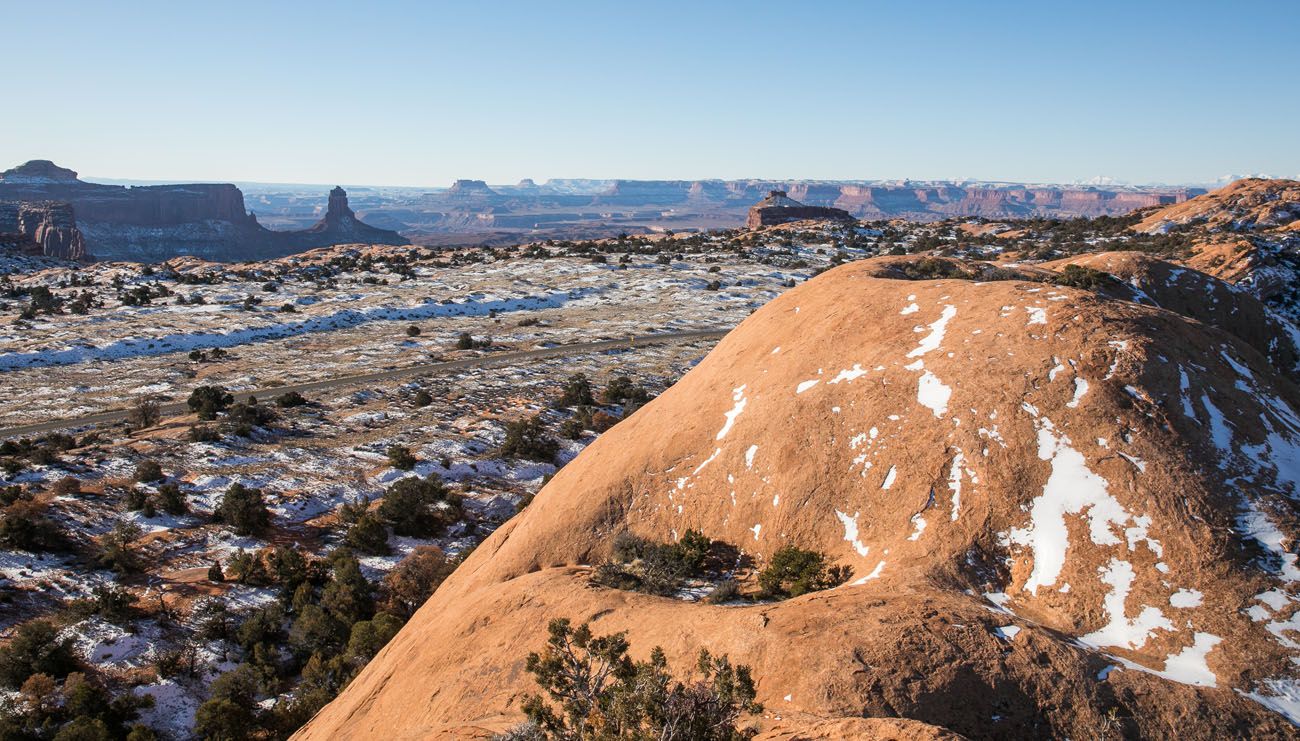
[1134,179,1300,325]
[297,255,1300,739]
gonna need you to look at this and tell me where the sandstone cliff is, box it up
[0,161,408,262]
[297,255,1300,739]
[0,200,87,260]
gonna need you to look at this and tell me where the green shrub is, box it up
[518,619,760,740]
[96,520,144,574]
[214,483,271,536]
[500,415,559,462]
[601,376,651,407]
[346,512,390,555]
[386,444,417,471]
[134,459,164,483]
[559,418,584,439]
[594,530,715,596]
[557,374,595,407]
[186,385,233,420]
[1051,264,1116,289]
[222,401,275,437]
[0,620,78,687]
[321,551,373,625]
[225,549,270,586]
[757,546,852,598]
[156,483,187,515]
[377,476,459,537]
[898,257,964,280]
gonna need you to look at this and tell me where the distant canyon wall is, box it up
[586,180,1202,219]
[0,201,87,260]
[0,161,407,262]
[410,179,1207,236]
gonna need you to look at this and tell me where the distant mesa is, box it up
[0,160,406,262]
[747,189,856,229]
[447,179,499,197]
[0,159,80,185]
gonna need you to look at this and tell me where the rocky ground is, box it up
[1,181,1298,739]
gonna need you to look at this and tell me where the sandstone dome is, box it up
[296,255,1300,739]
[1134,178,1300,234]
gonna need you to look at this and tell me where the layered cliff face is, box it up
[0,200,87,260]
[298,255,1300,740]
[0,161,408,261]
[823,184,1189,219]
[747,190,855,229]
[513,179,1196,219]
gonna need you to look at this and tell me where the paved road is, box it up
[0,328,730,439]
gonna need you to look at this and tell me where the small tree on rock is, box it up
[518,618,760,740]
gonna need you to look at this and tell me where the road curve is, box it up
[0,329,731,440]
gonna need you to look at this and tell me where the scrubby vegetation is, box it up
[1051,264,1117,289]
[500,415,560,462]
[214,482,272,536]
[757,546,853,598]
[187,386,234,420]
[377,475,462,537]
[590,533,849,604]
[501,618,761,740]
[592,530,717,596]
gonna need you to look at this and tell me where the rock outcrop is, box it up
[1131,178,1300,327]
[297,255,1300,740]
[0,161,408,262]
[288,187,409,248]
[0,159,80,185]
[747,190,856,229]
[0,200,87,260]
[1134,178,1300,234]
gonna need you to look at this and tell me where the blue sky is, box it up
[3,1,1297,186]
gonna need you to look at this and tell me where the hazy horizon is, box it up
[24,168,1286,192]
[3,0,1298,186]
